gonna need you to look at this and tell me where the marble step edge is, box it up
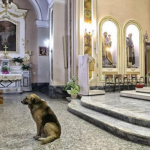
[120,91,150,101]
[68,100,150,146]
[81,97,150,128]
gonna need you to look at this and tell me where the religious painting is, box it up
[0,21,16,51]
[84,0,92,78]
[39,47,47,56]
[1,59,10,68]
[84,33,92,55]
[126,25,139,68]
[84,0,91,23]
[102,21,117,68]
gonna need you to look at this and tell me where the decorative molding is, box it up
[28,0,42,20]
[36,20,49,28]
[0,2,27,58]
[49,0,66,8]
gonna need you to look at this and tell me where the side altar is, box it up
[0,58,32,93]
[0,1,31,93]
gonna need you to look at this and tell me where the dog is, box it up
[21,93,61,144]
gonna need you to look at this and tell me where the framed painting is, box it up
[0,21,16,52]
[1,59,10,68]
[39,46,47,56]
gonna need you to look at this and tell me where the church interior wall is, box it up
[90,0,150,86]
[37,27,50,83]
[13,0,38,83]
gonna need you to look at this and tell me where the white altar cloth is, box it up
[0,74,22,81]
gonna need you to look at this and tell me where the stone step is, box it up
[88,90,105,96]
[81,95,150,127]
[68,100,150,146]
[120,90,150,101]
[136,87,150,94]
[79,90,105,96]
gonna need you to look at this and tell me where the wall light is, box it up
[84,22,94,35]
[44,39,50,48]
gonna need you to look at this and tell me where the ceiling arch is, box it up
[28,0,42,20]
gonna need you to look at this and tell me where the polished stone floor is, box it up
[82,93,150,121]
[0,92,150,150]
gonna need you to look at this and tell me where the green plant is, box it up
[64,76,80,95]
[12,57,23,63]
[2,66,9,72]
[21,64,31,70]
[147,70,150,77]
[67,88,79,95]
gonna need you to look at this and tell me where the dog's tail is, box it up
[40,135,58,145]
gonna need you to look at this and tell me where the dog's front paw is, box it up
[33,135,41,140]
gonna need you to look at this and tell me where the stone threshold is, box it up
[68,100,150,146]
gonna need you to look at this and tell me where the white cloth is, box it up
[0,74,22,81]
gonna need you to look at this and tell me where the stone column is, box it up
[50,0,68,86]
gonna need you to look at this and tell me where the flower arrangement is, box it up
[21,64,31,71]
[12,57,24,63]
[64,76,80,99]
[147,70,150,77]
[2,66,9,74]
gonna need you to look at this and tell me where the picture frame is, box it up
[0,21,17,52]
[39,47,47,56]
[1,59,10,68]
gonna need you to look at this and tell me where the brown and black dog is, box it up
[21,93,61,144]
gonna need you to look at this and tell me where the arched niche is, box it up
[123,20,143,75]
[99,16,121,82]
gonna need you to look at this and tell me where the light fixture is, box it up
[44,39,50,48]
[84,22,94,35]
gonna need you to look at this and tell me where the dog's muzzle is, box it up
[21,100,28,105]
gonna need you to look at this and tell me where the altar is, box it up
[0,1,32,93]
[0,74,22,93]
[0,57,32,93]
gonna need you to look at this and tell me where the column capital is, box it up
[36,20,49,28]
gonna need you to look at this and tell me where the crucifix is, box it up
[3,45,8,59]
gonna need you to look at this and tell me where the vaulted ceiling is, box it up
[28,0,51,21]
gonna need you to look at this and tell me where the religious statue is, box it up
[143,31,149,42]
[88,55,95,71]
[102,32,113,67]
[126,33,135,67]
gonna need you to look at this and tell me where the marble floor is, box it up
[81,94,150,121]
[0,92,150,150]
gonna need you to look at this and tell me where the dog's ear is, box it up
[31,97,37,104]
